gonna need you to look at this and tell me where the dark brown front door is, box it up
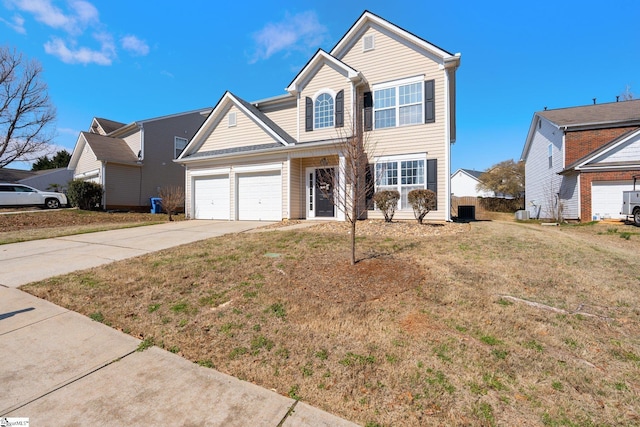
[315,168,334,217]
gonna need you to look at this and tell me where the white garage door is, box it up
[237,171,282,221]
[591,181,633,220]
[194,176,230,220]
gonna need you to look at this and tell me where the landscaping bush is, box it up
[373,190,400,222]
[478,196,524,213]
[407,189,436,224]
[67,180,103,210]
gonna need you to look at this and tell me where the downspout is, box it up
[442,65,452,222]
[287,154,291,219]
[101,162,107,209]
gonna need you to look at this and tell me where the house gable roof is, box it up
[285,49,363,95]
[90,117,126,135]
[73,132,139,166]
[330,10,460,66]
[522,100,640,162]
[562,127,640,173]
[0,168,36,182]
[178,92,296,161]
[539,100,640,129]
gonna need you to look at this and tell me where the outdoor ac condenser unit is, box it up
[515,210,530,220]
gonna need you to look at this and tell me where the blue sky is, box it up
[2,0,638,172]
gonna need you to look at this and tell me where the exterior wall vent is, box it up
[228,112,237,127]
[363,34,375,52]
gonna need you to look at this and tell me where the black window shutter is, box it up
[363,91,373,131]
[335,90,344,128]
[425,80,435,124]
[305,97,313,131]
[426,158,437,209]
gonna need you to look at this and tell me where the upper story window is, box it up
[374,77,424,129]
[175,137,188,158]
[366,76,434,131]
[548,143,553,168]
[305,90,344,132]
[314,93,334,129]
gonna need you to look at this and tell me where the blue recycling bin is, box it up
[150,197,162,214]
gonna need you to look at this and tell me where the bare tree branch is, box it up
[0,46,56,168]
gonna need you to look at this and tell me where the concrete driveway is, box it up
[0,220,268,288]
[0,220,357,426]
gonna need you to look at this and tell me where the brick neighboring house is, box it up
[521,100,640,221]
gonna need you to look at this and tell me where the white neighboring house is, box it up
[451,169,494,197]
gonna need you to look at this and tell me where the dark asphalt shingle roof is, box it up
[82,132,138,164]
[538,100,640,128]
[461,169,483,179]
[92,118,126,134]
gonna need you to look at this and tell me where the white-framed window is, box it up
[375,154,426,209]
[314,93,334,129]
[175,137,188,158]
[228,111,237,127]
[548,143,553,168]
[373,76,424,129]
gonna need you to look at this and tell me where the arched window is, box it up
[314,93,334,129]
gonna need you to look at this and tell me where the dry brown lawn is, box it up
[0,209,176,244]
[22,219,640,426]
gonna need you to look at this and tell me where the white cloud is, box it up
[44,34,114,66]
[5,0,149,65]
[250,11,328,63]
[160,70,175,79]
[0,13,26,34]
[9,0,97,35]
[121,35,149,56]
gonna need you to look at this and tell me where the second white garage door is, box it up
[194,176,230,220]
[237,171,282,221]
[591,181,633,220]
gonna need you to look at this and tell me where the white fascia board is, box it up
[68,133,88,170]
[331,12,456,62]
[286,50,361,94]
[228,93,291,146]
[574,128,640,170]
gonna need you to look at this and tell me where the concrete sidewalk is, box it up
[0,220,357,426]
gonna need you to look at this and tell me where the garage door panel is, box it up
[591,181,633,220]
[237,172,282,221]
[194,176,230,220]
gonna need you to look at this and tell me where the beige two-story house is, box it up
[69,110,210,211]
[177,11,460,221]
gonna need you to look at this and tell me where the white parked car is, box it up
[0,183,68,209]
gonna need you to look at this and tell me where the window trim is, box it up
[313,89,336,130]
[372,75,425,129]
[374,153,427,210]
[175,137,188,159]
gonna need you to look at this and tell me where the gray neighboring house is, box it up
[0,168,36,183]
[19,167,73,191]
[68,110,211,211]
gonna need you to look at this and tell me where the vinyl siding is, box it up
[105,164,141,207]
[524,117,579,219]
[199,105,281,153]
[74,143,101,178]
[298,63,353,143]
[591,131,640,164]
[139,111,207,206]
[123,132,141,158]
[260,101,297,141]
[339,25,448,221]
[289,158,303,219]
